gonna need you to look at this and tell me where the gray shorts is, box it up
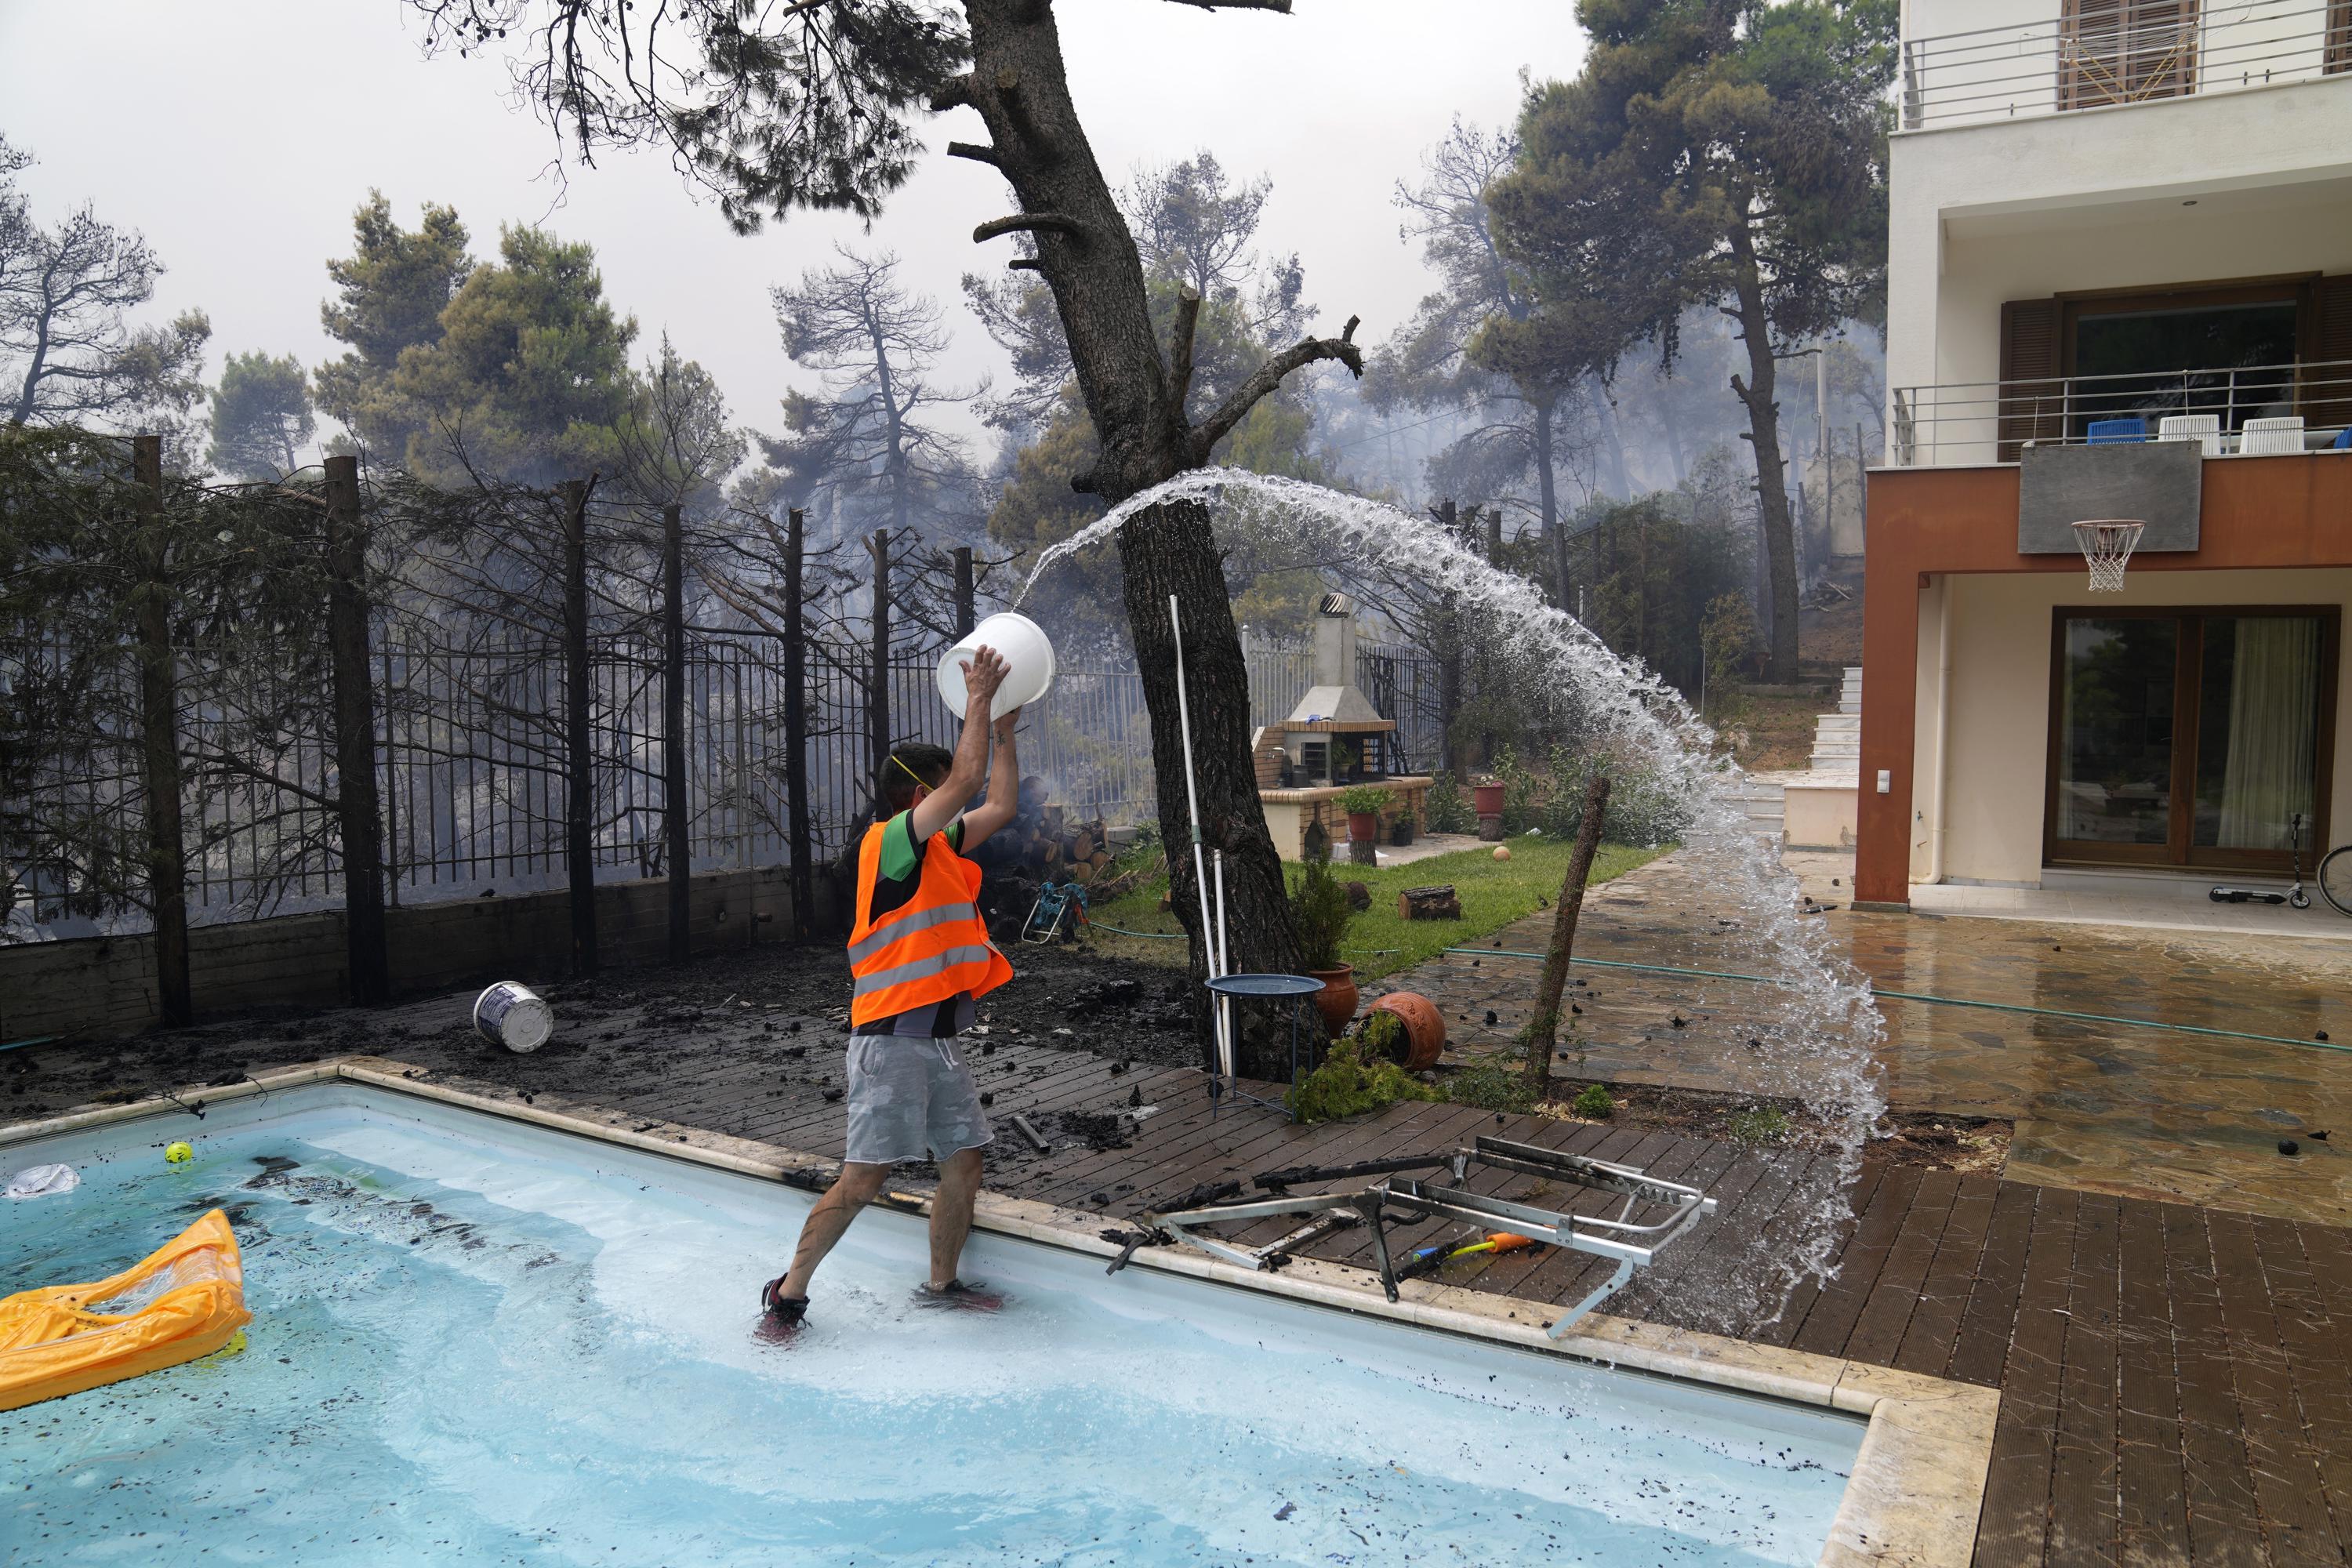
[842,1034,994,1167]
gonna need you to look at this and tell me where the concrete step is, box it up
[1811,740,1861,757]
[1815,713,1860,734]
[1721,777,1786,840]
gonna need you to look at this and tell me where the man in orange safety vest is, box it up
[760,644,1021,1329]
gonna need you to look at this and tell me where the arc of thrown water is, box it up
[1019,469,1888,1330]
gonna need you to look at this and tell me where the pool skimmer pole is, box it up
[1169,595,1235,1084]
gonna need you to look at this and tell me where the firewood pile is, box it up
[971,779,1160,933]
[1012,800,1119,885]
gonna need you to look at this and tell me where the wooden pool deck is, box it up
[606,1042,2352,1568]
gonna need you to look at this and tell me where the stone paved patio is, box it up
[1374,851,2352,1227]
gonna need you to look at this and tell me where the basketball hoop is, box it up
[2072,518,2143,593]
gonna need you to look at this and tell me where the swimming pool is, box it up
[4,1074,1885,1566]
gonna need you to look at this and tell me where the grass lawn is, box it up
[1081,839,1667,983]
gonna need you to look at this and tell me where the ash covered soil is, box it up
[3,939,1205,1126]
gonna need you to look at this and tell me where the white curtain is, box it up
[2216,616,2321,850]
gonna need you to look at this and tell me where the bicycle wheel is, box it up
[2320,844,2352,918]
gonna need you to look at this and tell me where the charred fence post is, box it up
[559,478,599,976]
[868,528,891,810]
[953,545,976,640]
[1523,771,1612,1102]
[131,434,192,1027]
[782,507,814,938]
[662,503,691,964]
[323,454,389,1004]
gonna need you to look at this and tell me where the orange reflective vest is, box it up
[847,819,1012,1029]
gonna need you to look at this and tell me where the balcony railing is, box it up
[1902,4,2352,129]
[1890,358,2352,466]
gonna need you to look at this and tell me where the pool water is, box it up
[2,1087,1862,1566]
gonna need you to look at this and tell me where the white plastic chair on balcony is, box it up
[2240,416,2307,456]
[2156,413,2221,457]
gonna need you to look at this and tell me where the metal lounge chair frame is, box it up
[1145,1136,1718,1338]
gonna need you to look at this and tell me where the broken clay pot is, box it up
[1367,991,1446,1071]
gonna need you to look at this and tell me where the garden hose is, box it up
[1441,947,2352,1056]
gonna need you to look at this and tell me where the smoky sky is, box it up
[0,1,1584,455]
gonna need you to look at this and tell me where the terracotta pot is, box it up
[1305,964,1359,1039]
[1367,991,1446,1070]
[1473,782,1506,816]
[1347,811,1377,842]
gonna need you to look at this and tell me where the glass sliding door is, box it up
[2053,617,2178,853]
[2195,616,2324,853]
[2048,608,2336,871]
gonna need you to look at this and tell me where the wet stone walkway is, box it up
[1377,851,2352,1227]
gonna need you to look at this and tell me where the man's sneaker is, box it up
[757,1276,809,1341]
[912,1278,1003,1312]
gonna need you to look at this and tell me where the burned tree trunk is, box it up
[947,2,1362,1073]
[782,507,815,938]
[323,455,389,1005]
[558,479,599,977]
[867,530,891,812]
[1121,497,1301,1073]
[952,544,975,640]
[131,435,192,1028]
[662,503,691,964]
[1729,221,1802,684]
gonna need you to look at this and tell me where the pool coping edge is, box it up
[4,1056,1995,1568]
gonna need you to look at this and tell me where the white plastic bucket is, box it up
[474,982,554,1053]
[936,612,1056,720]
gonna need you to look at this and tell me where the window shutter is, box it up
[2302,275,2352,430]
[2062,0,2196,107]
[2330,1,2352,75]
[1998,298,2065,462]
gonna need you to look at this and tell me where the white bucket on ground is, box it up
[937,612,1056,720]
[474,982,554,1053]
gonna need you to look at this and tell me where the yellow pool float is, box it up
[0,1209,251,1411]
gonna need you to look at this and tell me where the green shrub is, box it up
[1494,749,1540,834]
[1727,1105,1789,1145]
[1571,1082,1616,1120]
[1289,853,1356,971]
[1424,772,1475,834]
[1338,784,1391,817]
[1291,1036,1439,1123]
[1358,1007,1408,1063]
[1445,1058,1534,1115]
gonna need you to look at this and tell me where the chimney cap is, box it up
[1317,591,1357,618]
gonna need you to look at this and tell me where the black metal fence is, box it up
[8,621,1446,936]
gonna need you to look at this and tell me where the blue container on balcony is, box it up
[2086,417,2147,445]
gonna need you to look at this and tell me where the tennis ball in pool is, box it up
[165,1141,194,1165]
[1492,845,1512,862]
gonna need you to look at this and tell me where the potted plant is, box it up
[1472,774,1505,818]
[1290,852,1360,1036]
[1330,739,1357,784]
[1339,784,1388,844]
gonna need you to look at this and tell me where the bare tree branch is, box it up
[1187,314,1362,462]
[972,212,1085,245]
[1167,286,1202,413]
